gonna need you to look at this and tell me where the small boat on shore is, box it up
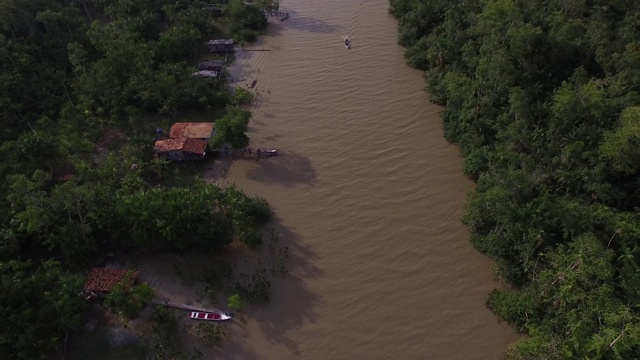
[190,311,234,321]
[256,149,278,157]
[280,14,289,21]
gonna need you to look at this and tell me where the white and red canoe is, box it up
[190,311,234,321]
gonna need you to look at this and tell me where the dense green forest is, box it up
[391,0,640,358]
[0,0,276,358]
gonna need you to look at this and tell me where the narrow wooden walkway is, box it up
[208,148,277,158]
[264,10,289,17]
[151,299,221,313]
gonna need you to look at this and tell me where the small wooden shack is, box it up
[193,70,220,79]
[198,60,225,72]
[206,39,234,53]
[154,138,208,161]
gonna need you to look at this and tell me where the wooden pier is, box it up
[264,10,289,18]
[209,148,277,158]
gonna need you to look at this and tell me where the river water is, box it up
[213,0,520,358]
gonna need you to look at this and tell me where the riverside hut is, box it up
[206,39,234,53]
[154,138,208,161]
[198,60,225,72]
[84,268,139,293]
[169,122,215,141]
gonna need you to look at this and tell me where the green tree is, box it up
[231,86,253,106]
[211,106,251,149]
[224,0,267,42]
[600,106,640,176]
[110,183,232,252]
[217,184,272,247]
[0,259,86,359]
[104,273,154,319]
[227,293,246,311]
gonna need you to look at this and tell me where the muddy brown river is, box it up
[208,0,520,358]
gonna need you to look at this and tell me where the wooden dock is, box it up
[152,299,221,313]
[264,10,289,18]
[209,148,277,158]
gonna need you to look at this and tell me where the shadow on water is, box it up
[136,214,324,359]
[261,133,282,142]
[216,217,324,358]
[225,34,273,83]
[244,151,317,187]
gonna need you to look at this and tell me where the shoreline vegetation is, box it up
[0,0,286,359]
[390,0,640,359]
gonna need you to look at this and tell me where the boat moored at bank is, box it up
[190,311,234,321]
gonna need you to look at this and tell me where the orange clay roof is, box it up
[84,268,138,292]
[182,138,208,154]
[154,138,208,154]
[169,122,215,139]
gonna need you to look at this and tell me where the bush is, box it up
[234,29,258,43]
[195,323,227,348]
[211,107,251,149]
[231,86,253,106]
[227,293,246,311]
[463,146,491,181]
[486,289,537,332]
[104,274,154,318]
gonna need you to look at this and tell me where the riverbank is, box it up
[390,1,640,358]
[63,8,291,357]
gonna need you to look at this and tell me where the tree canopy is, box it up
[392,0,640,358]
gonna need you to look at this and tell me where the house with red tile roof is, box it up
[154,137,208,161]
[169,122,215,141]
